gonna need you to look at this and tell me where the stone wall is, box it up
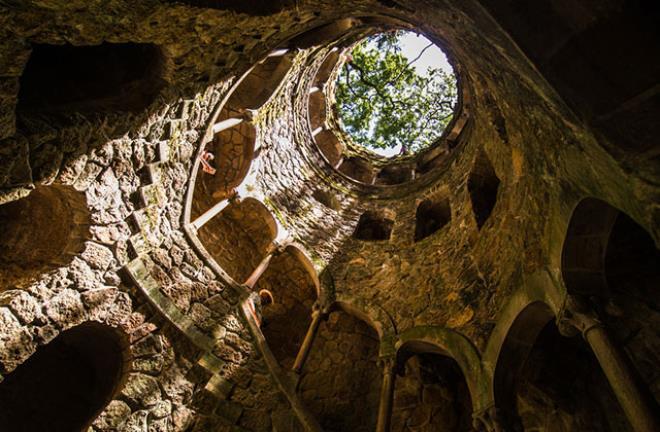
[0,0,658,430]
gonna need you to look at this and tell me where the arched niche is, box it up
[467,149,500,229]
[225,51,295,111]
[197,198,277,283]
[513,319,630,431]
[191,112,256,219]
[314,129,343,167]
[338,156,375,184]
[491,299,631,431]
[298,307,381,432]
[0,185,90,290]
[308,89,327,130]
[375,165,413,186]
[414,195,451,242]
[255,246,319,369]
[18,43,165,116]
[491,301,556,427]
[562,198,660,405]
[353,210,394,241]
[314,49,341,86]
[0,322,128,431]
[393,341,475,432]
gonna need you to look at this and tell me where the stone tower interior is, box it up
[0,1,659,431]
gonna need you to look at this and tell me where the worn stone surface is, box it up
[0,1,658,431]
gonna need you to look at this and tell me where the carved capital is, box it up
[556,295,602,338]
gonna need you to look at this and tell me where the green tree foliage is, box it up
[336,31,457,155]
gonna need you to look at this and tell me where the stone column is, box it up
[243,242,281,289]
[376,357,397,432]
[558,296,660,432]
[292,308,325,374]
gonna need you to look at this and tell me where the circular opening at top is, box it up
[336,30,458,158]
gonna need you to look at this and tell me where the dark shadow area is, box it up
[563,198,660,407]
[467,150,499,229]
[515,321,630,431]
[18,43,165,116]
[353,210,394,241]
[393,350,474,431]
[167,0,295,16]
[478,0,660,156]
[0,322,127,432]
[414,196,451,241]
[375,165,412,185]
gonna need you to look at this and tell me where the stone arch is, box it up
[333,295,397,348]
[397,326,483,407]
[0,321,129,431]
[490,301,555,425]
[191,118,257,218]
[394,327,482,432]
[0,185,90,290]
[561,197,660,405]
[197,197,278,283]
[226,50,295,111]
[299,297,383,432]
[18,42,166,116]
[255,245,320,369]
[308,88,327,131]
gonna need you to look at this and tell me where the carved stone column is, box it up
[558,296,660,432]
[376,356,397,432]
[292,307,326,374]
[243,242,282,289]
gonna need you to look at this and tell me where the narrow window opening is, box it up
[467,150,500,229]
[353,211,394,241]
[414,196,451,241]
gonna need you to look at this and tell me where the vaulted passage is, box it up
[393,352,474,431]
[255,247,317,369]
[298,310,381,432]
[515,321,629,431]
[18,43,165,116]
[0,322,127,432]
[0,186,90,290]
[192,115,256,219]
[563,198,660,406]
[198,198,277,283]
